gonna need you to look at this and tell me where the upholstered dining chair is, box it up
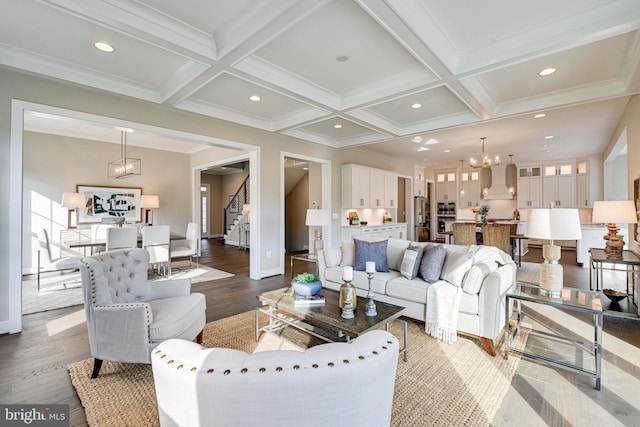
[105,226,138,252]
[36,228,82,292]
[79,248,206,379]
[142,225,171,276]
[170,222,200,272]
[90,224,114,253]
[482,224,513,256]
[152,330,399,427]
[452,222,477,245]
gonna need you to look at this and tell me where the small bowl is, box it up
[292,280,322,296]
[360,221,368,226]
[603,289,627,302]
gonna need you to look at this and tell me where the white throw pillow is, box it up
[440,251,473,287]
[340,240,355,266]
[387,238,411,271]
[400,245,424,280]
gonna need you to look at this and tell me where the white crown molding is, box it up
[620,32,640,90]
[176,98,274,131]
[0,44,160,102]
[158,61,211,104]
[272,107,331,132]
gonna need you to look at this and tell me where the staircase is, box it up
[224,176,249,246]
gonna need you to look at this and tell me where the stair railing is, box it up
[224,175,250,233]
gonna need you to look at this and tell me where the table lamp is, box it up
[525,208,582,297]
[592,200,638,259]
[305,208,331,257]
[61,192,85,229]
[141,195,159,225]
[243,204,250,223]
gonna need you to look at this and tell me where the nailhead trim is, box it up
[224,370,231,375]
[241,368,248,374]
[207,369,214,374]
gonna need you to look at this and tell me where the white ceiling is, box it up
[5,0,640,169]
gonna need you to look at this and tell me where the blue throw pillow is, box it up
[353,239,389,272]
[419,244,446,283]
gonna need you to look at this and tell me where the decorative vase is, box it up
[292,280,322,296]
[339,282,357,309]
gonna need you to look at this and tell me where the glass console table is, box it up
[505,281,603,390]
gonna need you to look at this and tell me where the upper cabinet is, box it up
[518,166,542,178]
[460,170,481,207]
[435,170,457,202]
[517,165,543,208]
[414,167,425,197]
[543,162,576,208]
[342,164,370,208]
[342,164,398,209]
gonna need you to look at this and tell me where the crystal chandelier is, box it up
[108,130,141,179]
[469,137,500,169]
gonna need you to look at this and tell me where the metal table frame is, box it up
[505,281,603,390]
[589,248,639,306]
[290,253,319,279]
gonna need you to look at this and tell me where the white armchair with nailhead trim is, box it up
[151,330,399,427]
[79,248,206,378]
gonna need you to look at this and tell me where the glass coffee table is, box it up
[506,281,603,390]
[256,287,408,361]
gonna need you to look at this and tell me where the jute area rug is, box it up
[22,264,233,315]
[69,311,526,427]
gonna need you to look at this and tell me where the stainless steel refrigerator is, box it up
[414,196,431,242]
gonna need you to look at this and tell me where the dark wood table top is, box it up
[589,248,640,264]
[257,287,406,338]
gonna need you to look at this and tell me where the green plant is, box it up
[479,204,490,224]
[293,272,320,283]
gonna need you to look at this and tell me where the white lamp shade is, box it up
[61,192,85,209]
[243,204,250,213]
[305,209,331,226]
[141,195,160,209]
[525,208,582,240]
[592,200,638,224]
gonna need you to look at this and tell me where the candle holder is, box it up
[340,280,356,319]
[365,272,377,317]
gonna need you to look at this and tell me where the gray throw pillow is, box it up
[400,245,424,280]
[419,244,446,283]
[354,239,389,272]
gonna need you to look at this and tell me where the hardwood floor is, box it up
[1,241,639,426]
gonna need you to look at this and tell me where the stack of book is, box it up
[293,292,325,306]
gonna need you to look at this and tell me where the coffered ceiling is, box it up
[4,0,640,168]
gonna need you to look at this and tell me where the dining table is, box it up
[61,231,185,255]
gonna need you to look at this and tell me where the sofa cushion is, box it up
[324,247,342,268]
[386,276,431,304]
[354,239,389,272]
[440,251,473,287]
[340,240,355,266]
[387,238,411,271]
[148,293,206,342]
[400,245,424,280]
[419,244,446,283]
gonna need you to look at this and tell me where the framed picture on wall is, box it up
[76,185,142,224]
[635,179,640,244]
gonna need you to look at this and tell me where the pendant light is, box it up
[108,129,141,179]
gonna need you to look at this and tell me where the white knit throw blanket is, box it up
[425,281,462,344]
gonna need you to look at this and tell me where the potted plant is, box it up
[290,272,322,296]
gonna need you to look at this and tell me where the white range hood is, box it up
[482,164,517,200]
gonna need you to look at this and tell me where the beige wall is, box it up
[200,173,223,236]
[22,132,191,272]
[286,173,310,252]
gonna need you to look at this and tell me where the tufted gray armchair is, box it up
[79,248,206,378]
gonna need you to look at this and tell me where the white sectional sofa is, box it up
[317,238,516,355]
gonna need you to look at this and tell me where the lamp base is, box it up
[313,228,323,255]
[539,244,563,298]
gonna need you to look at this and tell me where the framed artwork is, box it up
[635,179,640,244]
[76,185,142,224]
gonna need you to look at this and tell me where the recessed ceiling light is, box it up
[333,124,342,129]
[249,95,261,102]
[545,135,554,139]
[94,42,115,53]
[538,67,556,76]
[424,138,439,145]
[417,147,429,152]
[534,113,546,118]
[411,103,422,109]
[412,136,423,143]
[444,149,451,153]
[336,55,349,62]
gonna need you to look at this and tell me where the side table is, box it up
[589,248,639,306]
[505,281,603,390]
[290,253,319,279]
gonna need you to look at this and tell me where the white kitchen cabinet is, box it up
[517,177,543,208]
[341,224,407,241]
[576,225,607,268]
[576,160,591,207]
[370,169,385,208]
[543,175,576,208]
[342,164,370,208]
[460,170,481,207]
[436,170,457,202]
[518,166,542,178]
[414,167,425,196]
[384,172,398,208]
